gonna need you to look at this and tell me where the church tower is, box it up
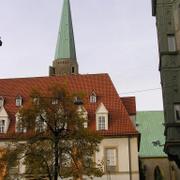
[49,0,78,76]
[152,0,180,166]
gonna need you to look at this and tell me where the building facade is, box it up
[0,0,140,179]
[152,0,180,166]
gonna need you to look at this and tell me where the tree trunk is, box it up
[54,135,59,180]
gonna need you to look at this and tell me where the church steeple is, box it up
[49,0,79,76]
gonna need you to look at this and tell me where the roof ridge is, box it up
[0,73,109,81]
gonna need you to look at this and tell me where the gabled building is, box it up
[152,0,180,166]
[0,74,140,179]
[0,0,140,179]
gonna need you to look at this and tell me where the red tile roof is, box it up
[121,97,136,115]
[0,74,138,138]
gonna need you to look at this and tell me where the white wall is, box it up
[95,137,139,180]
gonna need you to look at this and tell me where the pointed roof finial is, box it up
[54,0,76,61]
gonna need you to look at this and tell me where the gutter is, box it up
[128,137,132,180]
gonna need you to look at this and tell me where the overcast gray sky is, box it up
[0,0,163,111]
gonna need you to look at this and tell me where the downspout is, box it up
[128,137,132,180]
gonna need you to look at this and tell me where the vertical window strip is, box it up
[0,120,5,133]
[167,34,176,52]
[174,104,180,121]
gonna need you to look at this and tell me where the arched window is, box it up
[154,166,163,180]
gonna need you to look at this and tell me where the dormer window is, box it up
[16,95,23,107]
[0,120,5,133]
[0,96,4,107]
[96,103,108,130]
[74,96,83,105]
[52,98,58,105]
[90,91,97,103]
[0,107,9,133]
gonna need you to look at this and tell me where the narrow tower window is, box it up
[167,34,176,52]
[71,66,75,74]
[174,104,180,121]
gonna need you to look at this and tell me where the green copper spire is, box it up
[54,0,76,60]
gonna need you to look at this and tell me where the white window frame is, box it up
[105,148,118,173]
[90,92,97,103]
[0,120,5,133]
[16,96,23,107]
[83,121,88,128]
[52,98,58,105]
[106,148,117,166]
[16,123,26,133]
[98,116,106,130]
[174,104,180,121]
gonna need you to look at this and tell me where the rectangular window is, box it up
[16,122,26,133]
[52,98,58,105]
[0,120,5,133]
[90,95,96,103]
[167,34,176,52]
[16,98,22,107]
[174,104,180,121]
[71,66,75,74]
[105,148,117,172]
[98,116,105,130]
